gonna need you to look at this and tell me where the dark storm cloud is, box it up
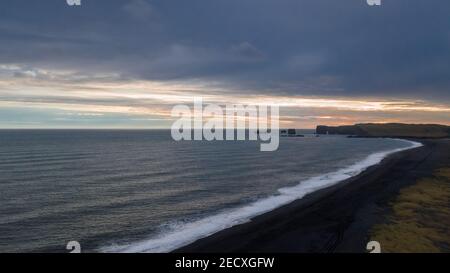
[1,0,449,101]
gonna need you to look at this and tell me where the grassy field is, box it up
[370,167,450,253]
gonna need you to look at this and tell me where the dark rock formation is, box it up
[316,123,450,138]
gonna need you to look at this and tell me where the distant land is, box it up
[316,123,450,138]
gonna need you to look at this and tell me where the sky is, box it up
[0,0,449,129]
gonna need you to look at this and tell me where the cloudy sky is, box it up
[0,0,449,128]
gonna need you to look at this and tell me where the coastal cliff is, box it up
[316,123,450,138]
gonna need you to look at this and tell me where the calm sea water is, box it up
[0,130,417,252]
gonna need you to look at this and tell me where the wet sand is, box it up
[175,139,450,253]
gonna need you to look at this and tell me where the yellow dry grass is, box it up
[370,167,450,253]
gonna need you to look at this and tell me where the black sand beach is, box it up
[176,139,450,253]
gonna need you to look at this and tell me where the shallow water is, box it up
[0,130,417,252]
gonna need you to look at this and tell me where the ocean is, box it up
[0,130,420,252]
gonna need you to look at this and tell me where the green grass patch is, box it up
[370,167,450,253]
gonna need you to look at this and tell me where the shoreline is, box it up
[175,139,449,253]
[106,138,420,253]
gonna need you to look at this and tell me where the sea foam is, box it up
[101,139,422,253]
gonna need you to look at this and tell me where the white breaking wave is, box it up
[101,139,422,253]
